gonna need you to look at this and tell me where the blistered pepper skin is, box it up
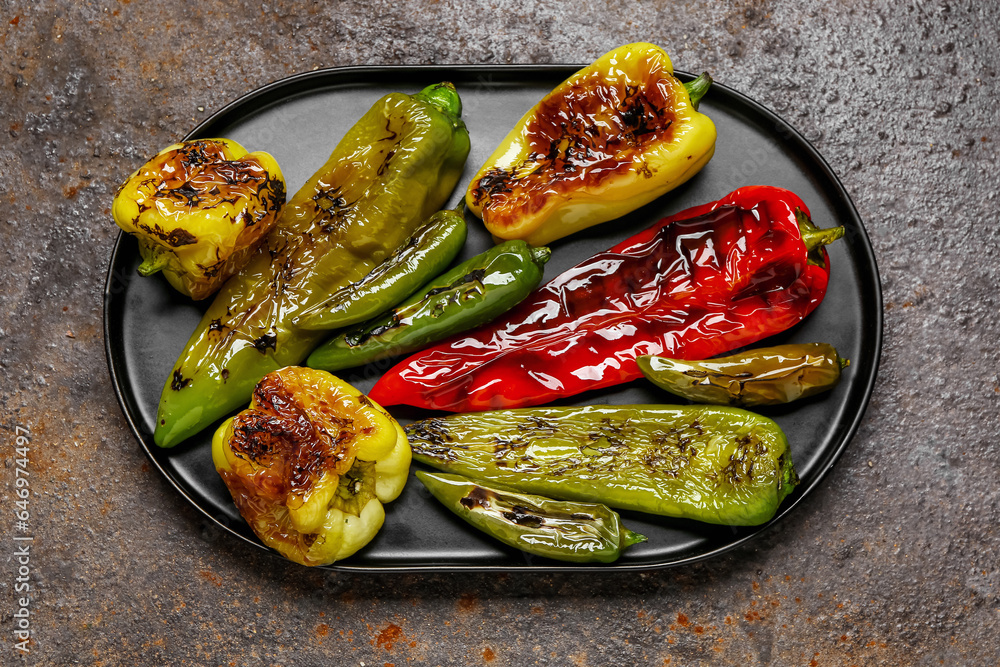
[408,405,798,527]
[155,83,470,448]
[294,208,468,331]
[307,241,550,373]
[637,343,848,407]
[416,471,646,563]
[465,43,716,246]
[112,138,286,300]
[212,367,410,567]
[369,186,843,413]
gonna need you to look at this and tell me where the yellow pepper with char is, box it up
[466,43,716,246]
[112,138,286,300]
[212,366,410,567]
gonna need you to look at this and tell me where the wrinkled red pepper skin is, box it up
[369,186,833,412]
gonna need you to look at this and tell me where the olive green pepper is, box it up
[408,405,799,526]
[416,470,646,563]
[293,207,468,331]
[637,343,848,407]
[154,82,470,448]
[306,241,550,373]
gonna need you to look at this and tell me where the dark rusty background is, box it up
[2,1,998,665]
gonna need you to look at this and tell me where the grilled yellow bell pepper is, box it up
[211,366,410,566]
[112,138,286,300]
[466,42,716,246]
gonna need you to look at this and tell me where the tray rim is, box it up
[103,62,883,573]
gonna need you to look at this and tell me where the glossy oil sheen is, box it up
[307,240,549,372]
[104,65,882,571]
[112,138,286,300]
[417,471,641,563]
[294,209,468,330]
[638,343,844,406]
[466,44,716,245]
[469,53,680,221]
[370,187,830,413]
[154,86,470,448]
[408,405,796,526]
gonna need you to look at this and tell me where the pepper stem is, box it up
[683,72,713,110]
[417,82,462,118]
[796,208,845,251]
[137,250,169,277]
[530,245,552,267]
[622,529,648,549]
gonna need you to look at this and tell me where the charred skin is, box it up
[637,343,848,407]
[155,84,470,448]
[212,367,410,566]
[407,405,798,527]
[112,138,286,300]
[466,43,716,245]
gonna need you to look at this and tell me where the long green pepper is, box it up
[416,471,646,563]
[154,83,471,448]
[307,240,550,373]
[408,405,799,526]
[293,207,468,331]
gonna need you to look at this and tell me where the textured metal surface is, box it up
[1,1,997,664]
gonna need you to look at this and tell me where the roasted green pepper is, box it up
[408,405,798,526]
[293,207,467,330]
[466,42,716,245]
[637,344,848,407]
[212,366,410,566]
[307,241,550,373]
[155,83,470,448]
[112,138,286,300]
[416,471,646,563]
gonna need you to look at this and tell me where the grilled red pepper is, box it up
[368,186,844,412]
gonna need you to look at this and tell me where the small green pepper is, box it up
[637,343,848,407]
[307,240,550,373]
[408,404,798,526]
[294,208,468,330]
[416,470,646,563]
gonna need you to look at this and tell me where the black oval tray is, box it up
[104,65,882,572]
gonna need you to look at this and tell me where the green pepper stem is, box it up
[796,208,845,251]
[622,529,648,548]
[137,253,169,277]
[530,246,552,267]
[801,225,845,251]
[417,82,462,118]
[683,72,713,110]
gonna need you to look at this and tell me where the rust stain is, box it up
[483,646,496,662]
[198,570,222,587]
[458,593,478,612]
[374,623,404,651]
[676,613,690,627]
[10,16,20,25]
[315,623,329,637]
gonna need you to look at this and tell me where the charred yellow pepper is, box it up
[212,366,410,567]
[112,138,286,300]
[466,43,716,246]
